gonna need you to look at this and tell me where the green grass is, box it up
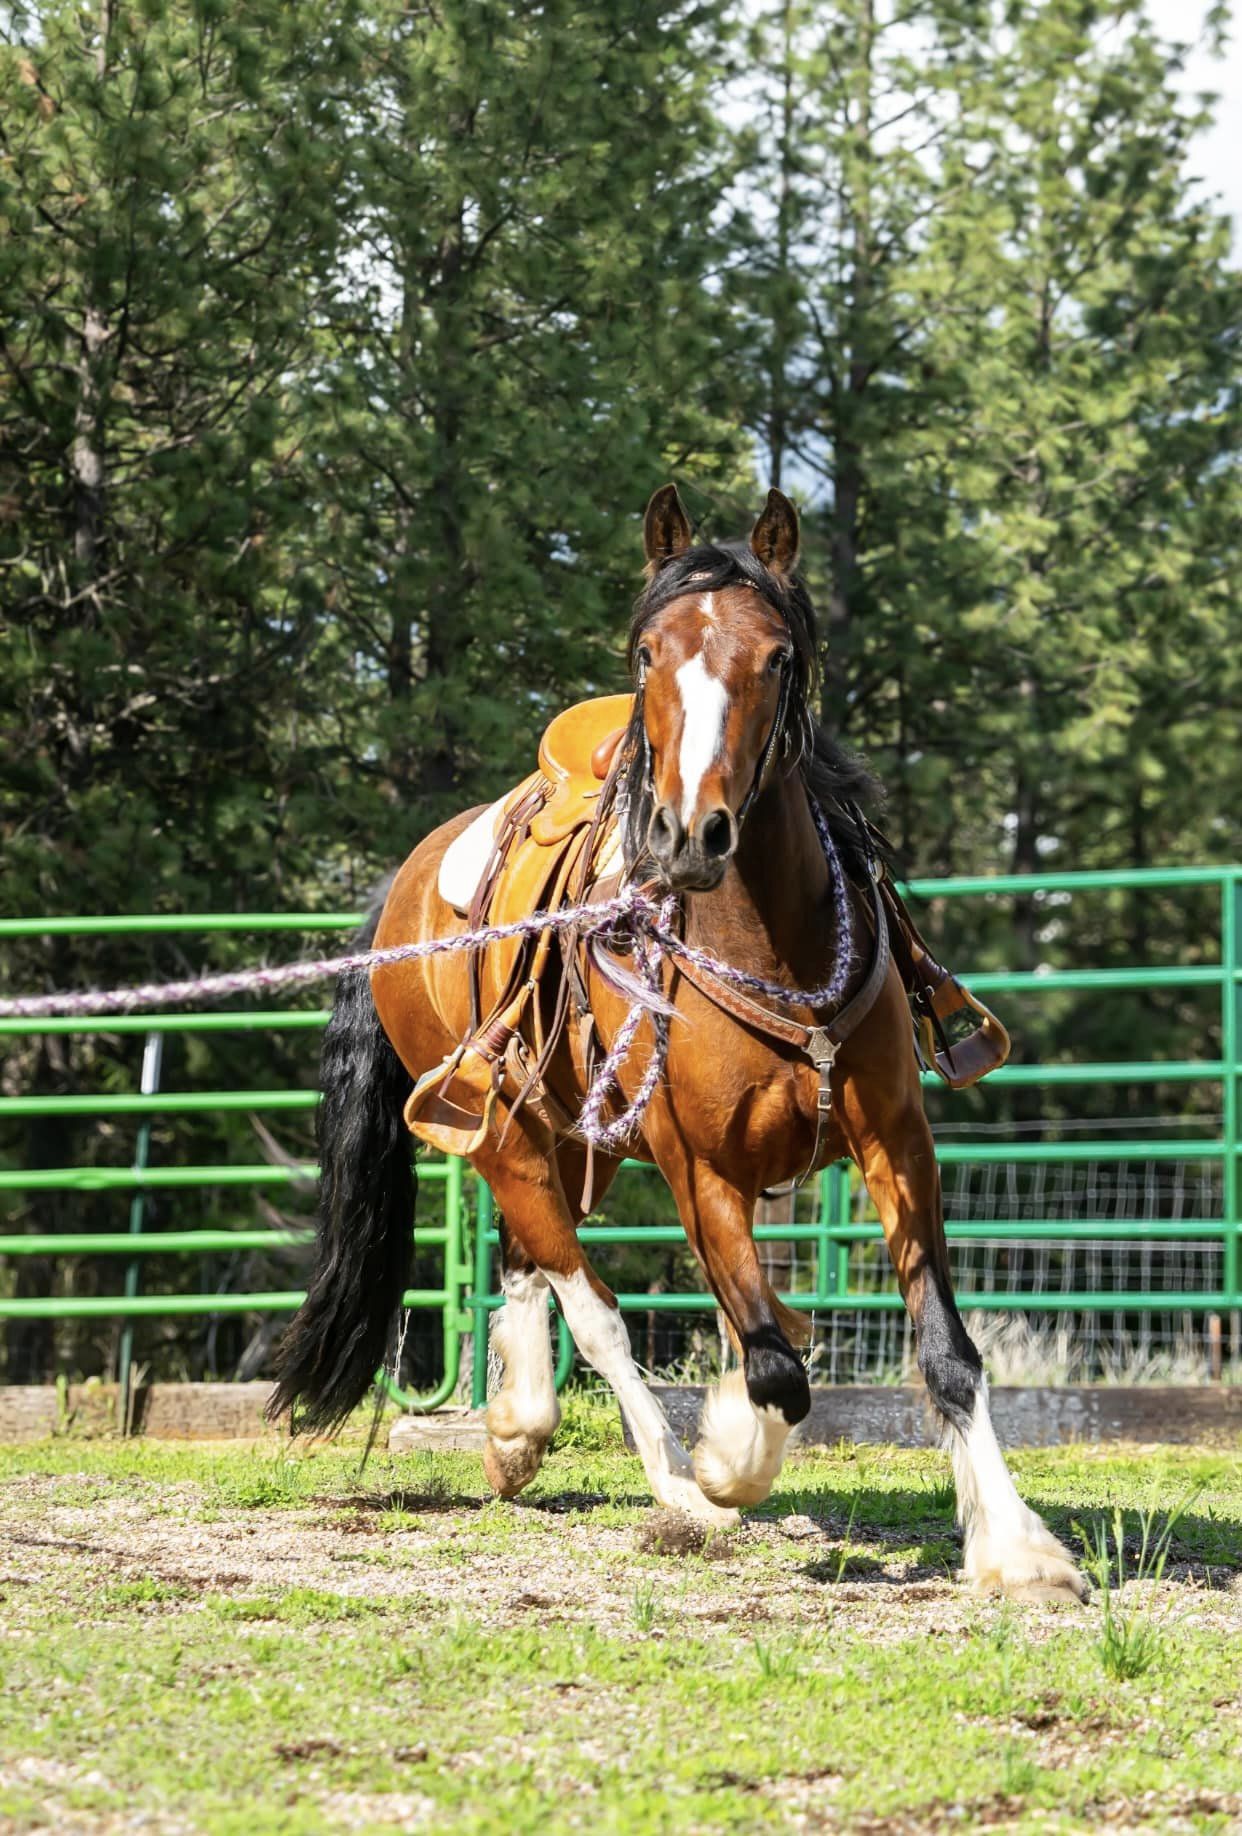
[1077,1497,1195,1683]
[0,1429,1239,1832]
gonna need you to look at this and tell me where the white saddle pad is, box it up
[437,799,508,915]
[437,800,624,917]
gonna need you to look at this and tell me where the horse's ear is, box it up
[750,488,799,575]
[643,484,693,573]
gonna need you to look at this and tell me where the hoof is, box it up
[965,1536,1089,1605]
[692,1369,791,1509]
[1005,1577,1089,1606]
[482,1433,548,1499]
[653,1474,740,1529]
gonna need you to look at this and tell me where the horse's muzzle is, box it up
[647,801,736,892]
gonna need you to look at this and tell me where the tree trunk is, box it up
[822,0,873,740]
[767,3,797,490]
[70,306,108,588]
[420,202,469,804]
[68,3,116,601]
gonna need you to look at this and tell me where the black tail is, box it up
[267,890,415,1433]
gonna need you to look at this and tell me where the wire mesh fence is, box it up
[758,1131,1237,1386]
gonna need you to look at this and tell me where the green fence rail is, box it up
[1,863,1239,1417]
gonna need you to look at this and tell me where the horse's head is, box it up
[622,485,815,893]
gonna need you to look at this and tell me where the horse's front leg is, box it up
[665,1159,811,1509]
[471,1127,737,1526]
[481,1219,561,1499]
[839,1080,1086,1602]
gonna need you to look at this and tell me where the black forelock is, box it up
[627,540,818,688]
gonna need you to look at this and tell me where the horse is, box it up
[270,485,1086,1603]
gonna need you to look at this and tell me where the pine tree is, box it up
[733,0,1241,887]
[0,0,359,1377]
[0,0,360,918]
[307,0,751,846]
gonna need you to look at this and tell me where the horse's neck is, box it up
[686,775,836,981]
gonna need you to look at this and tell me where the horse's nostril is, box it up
[647,803,682,860]
[699,808,736,860]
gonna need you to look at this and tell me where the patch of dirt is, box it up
[2,1468,1240,1657]
[0,1757,196,1835]
[844,1780,1242,1833]
[1080,1787,1242,1827]
[694,1598,772,1624]
[314,1487,482,1516]
[318,1788,435,1829]
[634,1509,738,1558]
[704,1764,845,1800]
[274,1737,344,1762]
[844,1793,1032,1832]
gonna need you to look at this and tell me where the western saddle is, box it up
[402,694,1010,1162]
[404,695,632,1158]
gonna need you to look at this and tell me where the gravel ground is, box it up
[1,1435,1239,1834]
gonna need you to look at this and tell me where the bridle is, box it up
[629,637,799,843]
[617,631,886,1190]
[737,650,798,827]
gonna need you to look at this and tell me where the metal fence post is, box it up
[820,1165,842,1299]
[117,1031,163,1434]
[1222,871,1240,1322]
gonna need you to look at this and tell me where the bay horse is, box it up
[271,486,1085,1602]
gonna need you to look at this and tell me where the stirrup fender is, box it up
[404,1049,500,1157]
[403,987,532,1156]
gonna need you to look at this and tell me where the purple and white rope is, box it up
[577,895,676,1153]
[0,801,856,1151]
[644,802,856,1015]
[0,890,648,1022]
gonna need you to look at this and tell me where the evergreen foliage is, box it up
[0,0,1238,1380]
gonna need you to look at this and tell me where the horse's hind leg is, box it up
[472,1128,738,1526]
[482,1220,561,1499]
[840,1087,1086,1603]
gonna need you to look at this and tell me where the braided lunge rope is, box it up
[577,893,678,1152]
[0,890,644,1022]
[0,812,855,1152]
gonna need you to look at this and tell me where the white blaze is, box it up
[674,650,728,826]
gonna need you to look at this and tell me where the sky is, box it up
[1147,0,1242,238]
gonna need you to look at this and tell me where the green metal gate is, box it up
[1,864,1238,1412]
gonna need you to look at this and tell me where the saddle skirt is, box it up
[407,694,633,1157]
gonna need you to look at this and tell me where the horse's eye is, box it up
[770,648,791,674]
[637,645,652,671]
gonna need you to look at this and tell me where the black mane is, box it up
[617,540,882,876]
